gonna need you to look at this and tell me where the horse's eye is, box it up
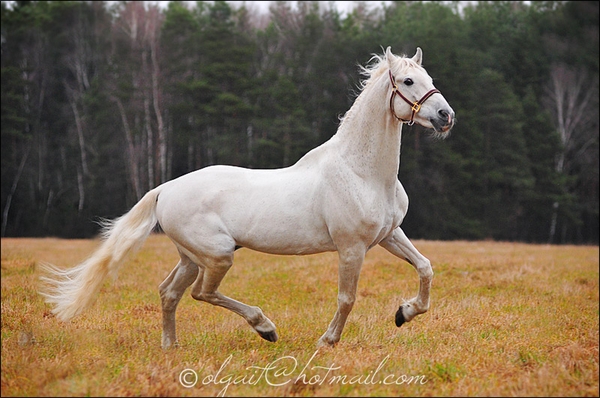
[404,78,414,86]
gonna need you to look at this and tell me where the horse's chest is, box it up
[323,172,405,245]
[346,190,403,243]
[363,205,402,246]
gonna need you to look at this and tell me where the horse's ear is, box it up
[385,46,396,65]
[412,47,423,66]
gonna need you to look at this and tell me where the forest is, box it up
[1,1,598,243]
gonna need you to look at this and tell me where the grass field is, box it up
[1,235,598,397]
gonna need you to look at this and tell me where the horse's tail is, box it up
[39,187,162,321]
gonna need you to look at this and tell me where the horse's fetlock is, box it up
[248,307,265,327]
[317,334,339,347]
[422,301,431,312]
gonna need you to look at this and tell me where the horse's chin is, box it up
[430,119,453,139]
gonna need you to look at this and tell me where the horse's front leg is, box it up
[379,227,433,326]
[318,245,366,347]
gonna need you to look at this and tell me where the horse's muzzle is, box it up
[430,109,455,135]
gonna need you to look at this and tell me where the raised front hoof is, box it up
[395,306,406,327]
[257,330,278,343]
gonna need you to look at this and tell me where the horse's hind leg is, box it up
[189,250,278,343]
[379,227,433,326]
[159,253,199,349]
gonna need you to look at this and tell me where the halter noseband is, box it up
[388,69,440,125]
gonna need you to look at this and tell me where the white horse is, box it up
[40,47,454,348]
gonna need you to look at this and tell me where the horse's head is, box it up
[386,47,455,136]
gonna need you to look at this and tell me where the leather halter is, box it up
[388,69,440,125]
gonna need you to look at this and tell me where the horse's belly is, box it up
[227,200,336,255]
[236,227,336,255]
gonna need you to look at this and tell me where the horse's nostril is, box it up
[438,109,453,125]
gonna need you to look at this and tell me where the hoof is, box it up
[257,330,278,342]
[395,306,406,327]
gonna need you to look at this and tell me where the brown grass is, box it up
[1,235,598,396]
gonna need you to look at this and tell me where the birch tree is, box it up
[544,63,599,242]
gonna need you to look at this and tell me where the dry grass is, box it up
[1,235,598,397]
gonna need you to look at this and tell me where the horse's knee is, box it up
[416,258,433,279]
[160,286,182,312]
[337,293,355,313]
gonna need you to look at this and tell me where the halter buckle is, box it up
[411,102,421,113]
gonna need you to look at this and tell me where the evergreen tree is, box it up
[1,1,597,243]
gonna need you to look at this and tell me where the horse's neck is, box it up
[332,74,402,182]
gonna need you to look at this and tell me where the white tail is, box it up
[39,188,161,321]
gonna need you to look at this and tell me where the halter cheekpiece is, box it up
[388,69,440,125]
